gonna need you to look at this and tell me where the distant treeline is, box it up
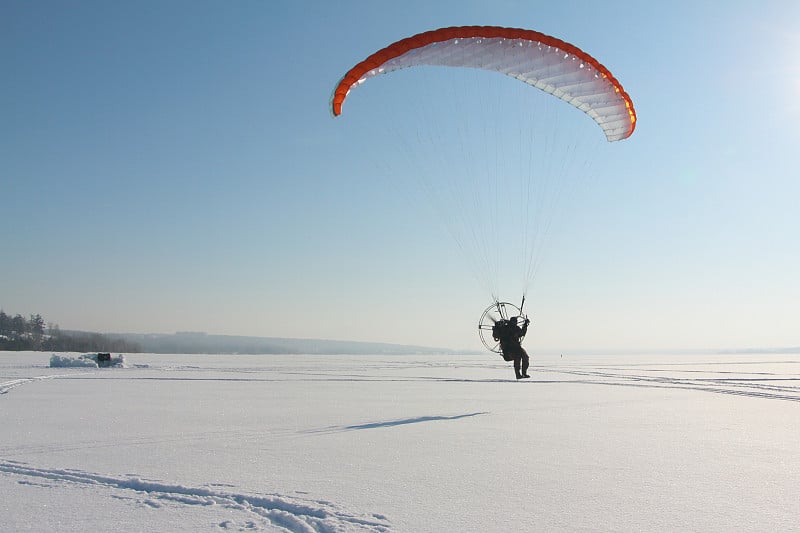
[1,310,465,355]
[0,310,140,353]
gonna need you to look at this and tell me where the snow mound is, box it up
[50,353,126,368]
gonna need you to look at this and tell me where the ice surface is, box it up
[2,351,799,531]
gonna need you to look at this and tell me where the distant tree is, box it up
[28,314,45,349]
[11,314,27,337]
[0,313,31,349]
[29,314,45,335]
[0,310,10,337]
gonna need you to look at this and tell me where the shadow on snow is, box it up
[306,412,489,435]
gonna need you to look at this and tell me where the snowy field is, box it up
[2,350,799,532]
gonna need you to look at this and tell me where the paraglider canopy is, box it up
[331,25,636,142]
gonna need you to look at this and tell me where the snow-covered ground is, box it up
[2,350,799,532]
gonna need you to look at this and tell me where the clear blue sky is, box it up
[2,1,798,352]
